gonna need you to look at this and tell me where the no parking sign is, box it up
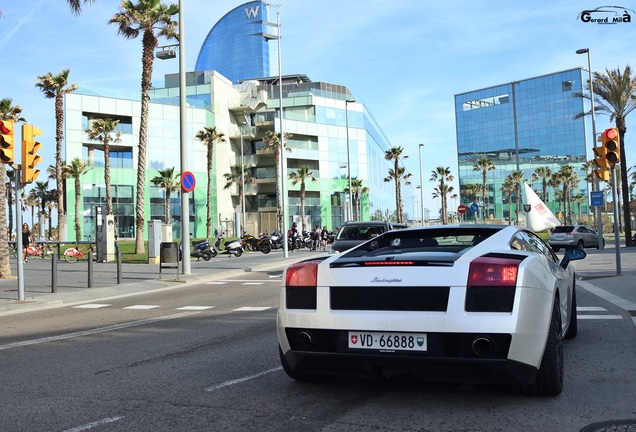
[181,171,196,192]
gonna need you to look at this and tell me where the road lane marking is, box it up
[62,416,124,432]
[0,312,198,351]
[205,367,282,392]
[578,280,636,312]
[577,306,607,312]
[216,279,279,283]
[233,307,270,311]
[577,315,623,320]
[205,282,227,285]
[243,282,264,285]
[176,306,215,311]
[73,304,111,309]
[123,305,160,310]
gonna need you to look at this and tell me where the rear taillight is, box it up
[468,257,519,287]
[285,261,319,287]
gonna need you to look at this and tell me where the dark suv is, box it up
[329,220,393,254]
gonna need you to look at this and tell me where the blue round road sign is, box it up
[470,203,479,212]
[181,171,196,193]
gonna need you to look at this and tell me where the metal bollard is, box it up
[117,249,122,284]
[51,253,57,293]
[88,250,93,288]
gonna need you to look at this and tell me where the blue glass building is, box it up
[195,1,277,83]
[454,68,590,222]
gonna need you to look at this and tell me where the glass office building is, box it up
[454,68,590,222]
[195,1,277,84]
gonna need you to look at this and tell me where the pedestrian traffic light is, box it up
[21,124,43,184]
[0,120,15,164]
[600,127,620,167]
[592,145,610,182]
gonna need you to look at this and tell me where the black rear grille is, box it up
[465,287,515,312]
[330,286,449,311]
[286,286,317,309]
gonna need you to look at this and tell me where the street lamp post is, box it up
[240,121,246,235]
[418,144,425,226]
[345,99,355,221]
[178,0,190,275]
[576,48,604,251]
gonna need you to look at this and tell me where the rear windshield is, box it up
[345,227,499,256]
[337,225,387,241]
[552,226,574,233]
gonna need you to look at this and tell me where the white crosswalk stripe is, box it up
[123,305,160,310]
[73,304,111,309]
[176,306,215,311]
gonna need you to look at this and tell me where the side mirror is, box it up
[559,248,586,269]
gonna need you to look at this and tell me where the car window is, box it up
[523,230,558,263]
[337,225,387,241]
[552,226,573,234]
[354,227,498,256]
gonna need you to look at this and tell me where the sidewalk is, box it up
[1,246,635,319]
[0,249,323,316]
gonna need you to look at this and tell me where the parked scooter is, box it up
[190,238,212,261]
[210,230,243,257]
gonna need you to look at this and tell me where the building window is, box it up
[562,81,572,92]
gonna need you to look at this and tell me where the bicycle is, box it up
[8,242,18,258]
[25,242,55,259]
[63,242,96,263]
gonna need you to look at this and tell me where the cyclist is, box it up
[22,223,32,263]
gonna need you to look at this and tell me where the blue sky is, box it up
[1,0,636,217]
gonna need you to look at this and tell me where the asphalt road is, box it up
[1,263,635,432]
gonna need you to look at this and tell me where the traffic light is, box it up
[0,120,15,164]
[592,145,610,182]
[21,124,43,184]
[600,127,620,167]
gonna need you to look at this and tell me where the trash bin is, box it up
[159,242,179,278]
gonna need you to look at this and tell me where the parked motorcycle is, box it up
[210,231,243,257]
[269,230,283,250]
[241,233,272,254]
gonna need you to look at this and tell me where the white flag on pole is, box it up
[523,182,561,232]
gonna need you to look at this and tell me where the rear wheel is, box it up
[202,251,212,261]
[64,248,79,263]
[209,248,217,258]
[564,283,577,339]
[520,297,563,396]
[576,240,584,250]
[259,243,271,254]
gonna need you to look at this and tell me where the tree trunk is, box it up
[0,163,13,279]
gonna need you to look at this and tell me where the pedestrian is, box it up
[21,223,32,262]
[289,222,298,251]
[321,226,329,251]
[312,224,321,251]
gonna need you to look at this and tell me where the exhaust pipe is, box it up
[471,337,494,356]
[298,332,312,348]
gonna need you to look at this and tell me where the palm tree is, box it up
[384,146,411,223]
[222,164,254,231]
[549,173,563,219]
[432,183,455,224]
[532,166,553,203]
[67,0,95,14]
[262,130,292,230]
[501,176,516,225]
[473,158,495,221]
[26,189,39,229]
[33,181,50,231]
[430,166,454,224]
[109,0,179,254]
[61,158,90,242]
[35,69,78,241]
[85,118,121,216]
[345,177,369,222]
[0,98,26,279]
[576,65,636,246]
[150,167,180,223]
[510,170,525,225]
[196,126,226,238]
[288,165,316,232]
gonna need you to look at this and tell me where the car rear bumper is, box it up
[280,328,537,385]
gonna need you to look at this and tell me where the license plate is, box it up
[348,331,427,351]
